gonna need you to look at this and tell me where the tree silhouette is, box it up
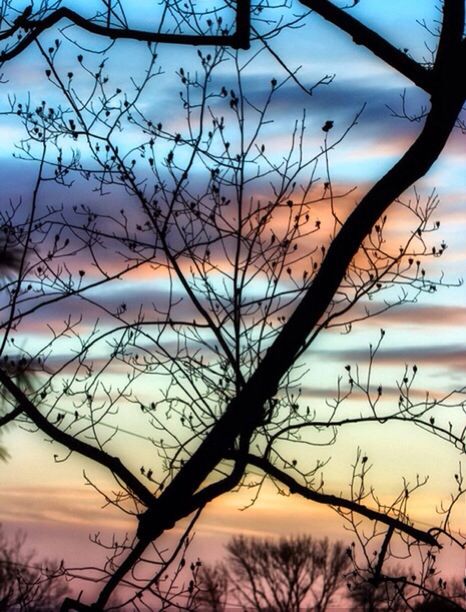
[194,562,229,612]
[195,534,350,611]
[349,574,466,612]
[0,523,70,611]
[347,553,466,612]
[414,587,466,612]
[0,1,464,609]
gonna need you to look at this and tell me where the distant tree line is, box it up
[0,524,69,611]
[192,535,466,612]
[1,527,464,610]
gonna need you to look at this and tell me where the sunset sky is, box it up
[0,0,465,592]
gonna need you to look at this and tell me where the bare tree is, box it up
[414,577,466,611]
[0,1,464,610]
[348,566,412,612]
[195,534,349,611]
[348,546,466,612]
[348,574,466,612]
[0,523,70,611]
[194,562,229,612]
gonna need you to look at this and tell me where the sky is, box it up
[0,0,465,603]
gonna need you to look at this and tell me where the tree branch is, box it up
[0,368,155,508]
[93,537,149,609]
[297,0,434,92]
[0,5,249,62]
[236,0,251,50]
[240,453,439,547]
[372,525,395,584]
[434,0,465,74]
[0,404,23,427]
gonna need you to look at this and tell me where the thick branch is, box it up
[236,0,251,50]
[373,525,395,584]
[0,369,154,508]
[242,453,439,547]
[94,538,149,610]
[0,404,23,426]
[60,599,94,612]
[434,0,465,76]
[297,0,434,92]
[60,540,150,610]
[137,435,250,540]
[0,6,249,62]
